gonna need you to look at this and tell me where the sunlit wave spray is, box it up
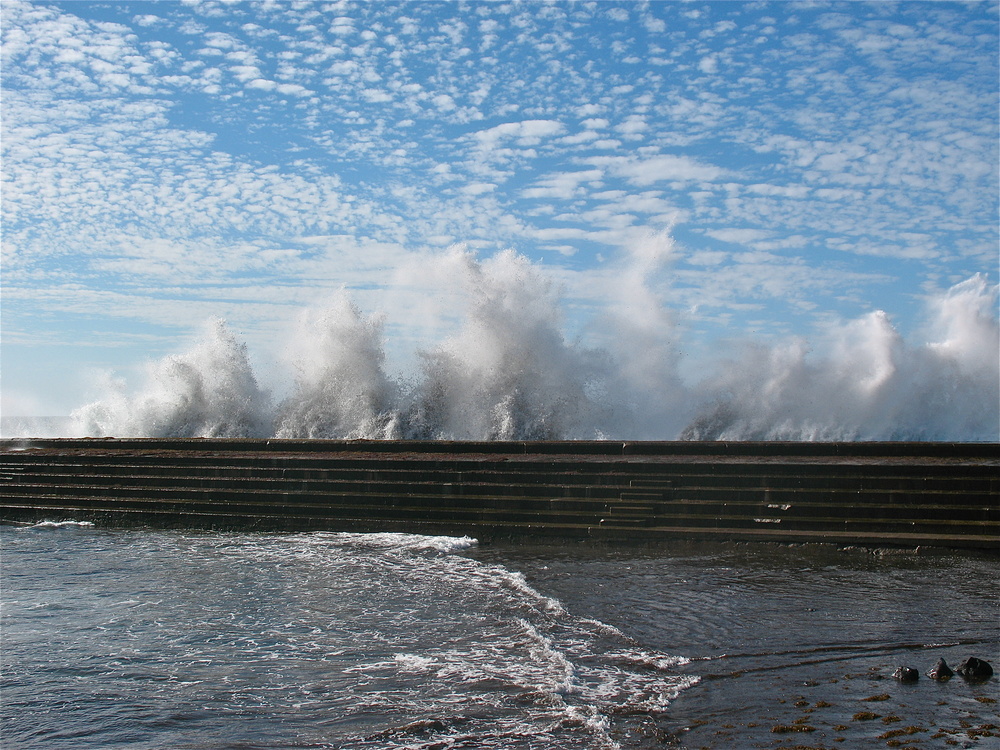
[74,319,271,439]
[70,245,999,442]
[681,276,999,440]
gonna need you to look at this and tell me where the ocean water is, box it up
[1,525,694,750]
[2,524,998,749]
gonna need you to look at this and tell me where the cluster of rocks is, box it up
[893,657,993,683]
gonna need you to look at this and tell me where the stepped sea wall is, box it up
[1,439,997,550]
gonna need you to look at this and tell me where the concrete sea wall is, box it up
[1,439,997,549]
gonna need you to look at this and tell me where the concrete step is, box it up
[7,436,1000,458]
[3,492,994,535]
[2,454,997,488]
[2,478,994,522]
[3,485,995,533]
[3,439,996,549]
[3,463,996,499]
[662,485,998,507]
[0,469,643,498]
[4,500,996,550]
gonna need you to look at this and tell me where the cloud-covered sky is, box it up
[2,0,997,418]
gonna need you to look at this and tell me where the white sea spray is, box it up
[72,318,271,438]
[273,292,399,439]
[681,275,999,441]
[67,247,999,442]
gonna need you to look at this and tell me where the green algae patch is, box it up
[853,711,881,721]
[771,724,817,733]
[879,726,925,740]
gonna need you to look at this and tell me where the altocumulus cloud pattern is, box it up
[0,1,997,440]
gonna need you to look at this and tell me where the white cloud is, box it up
[479,119,564,145]
[615,115,648,135]
[521,169,603,200]
[461,182,496,196]
[275,82,311,97]
[592,154,727,185]
[746,183,810,199]
[706,228,772,245]
[432,93,455,111]
[644,15,666,33]
[245,77,275,90]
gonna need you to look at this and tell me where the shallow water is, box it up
[1,525,692,750]
[2,525,997,749]
[484,541,1000,748]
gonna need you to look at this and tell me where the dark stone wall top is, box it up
[4,437,998,461]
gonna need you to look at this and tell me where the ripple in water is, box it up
[1,526,697,750]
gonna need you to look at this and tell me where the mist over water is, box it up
[68,247,999,442]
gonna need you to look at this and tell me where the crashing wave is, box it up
[69,247,999,442]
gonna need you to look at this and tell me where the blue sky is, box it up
[2,0,998,422]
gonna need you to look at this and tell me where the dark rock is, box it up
[892,666,919,683]
[927,658,954,681]
[956,657,994,682]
